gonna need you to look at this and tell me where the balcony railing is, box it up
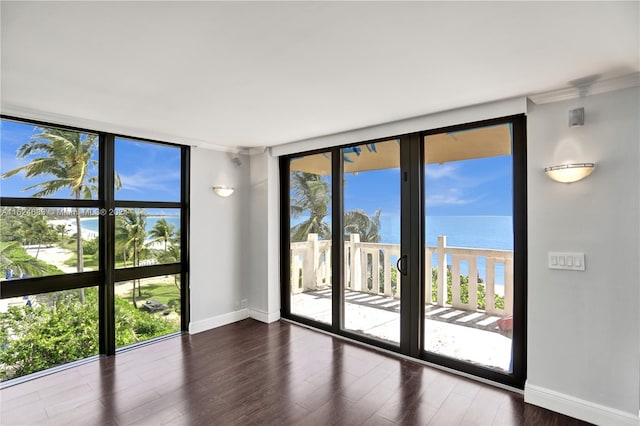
[291,233,513,317]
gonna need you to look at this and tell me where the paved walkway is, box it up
[291,288,512,372]
[310,288,511,337]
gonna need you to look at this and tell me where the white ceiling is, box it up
[1,1,638,151]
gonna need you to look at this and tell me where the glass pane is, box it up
[342,140,400,345]
[289,152,332,324]
[423,123,514,372]
[1,207,99,280]
[115,275,181,348]
[0,119,99,199]
[0,286,99,382]
[115,138,181,202]
[114,208,181,269]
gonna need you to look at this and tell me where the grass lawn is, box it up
[119,280,181,313]
[64,253,99,269]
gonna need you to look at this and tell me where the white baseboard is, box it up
[525,383,639,426]
[189,309,249,334]
[249,308,280,323]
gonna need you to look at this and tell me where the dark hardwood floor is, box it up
[1,319,589,425]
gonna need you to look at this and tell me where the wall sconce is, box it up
[212,186,234,197]
[544,107,596,183]
[544,163,595,183]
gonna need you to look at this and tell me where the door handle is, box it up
[396,255,407,276]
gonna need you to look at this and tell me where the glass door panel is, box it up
[423,123,514,372]
[288,152,333,324]
[342,140,401,345]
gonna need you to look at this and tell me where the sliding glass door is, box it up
[342,140,401,345]
[287,152,333,325]
[281,115,526,388]
[422,122,519,377]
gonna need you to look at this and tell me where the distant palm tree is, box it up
[1,128,120,302]
[55,224,68,245]
[344,209,382,243]
[18,215,56,259]
[116,210,147,306]
[290,172,331,242]
[148,218,175,252]
[157,244,181,289]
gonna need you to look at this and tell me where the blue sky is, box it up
[343,156,512,217]
[0,119,181,202]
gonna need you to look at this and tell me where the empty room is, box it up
[1,1,638,425]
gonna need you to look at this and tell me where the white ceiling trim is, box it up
[270,97,528,157]
[529,73,640,105]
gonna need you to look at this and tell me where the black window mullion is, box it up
[0,197,100,208]
[179,146,190,332]
[279,157,291,317]
[511,114,528,388]
[400,133,423,358]
[114,263,182,283]
[100,134,116,356]
[1,271,102,298]
[331,147,343,333]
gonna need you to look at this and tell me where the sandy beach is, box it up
[48,219,98,240]
[25,246,77,273]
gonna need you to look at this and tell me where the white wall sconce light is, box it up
[212,186,234,197]
[544,107,596,183]
[544,163,595,183]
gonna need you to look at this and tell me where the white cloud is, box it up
[426,189,485,206]
[118,169,180,194]
[425,164,457,179]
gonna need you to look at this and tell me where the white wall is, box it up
[186,87,639,425]
[247,150,280,323]
[189,147,251,333]
[525,88,640,424]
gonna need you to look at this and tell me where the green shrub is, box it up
[431,267,504,310]
[0,287,179,382]
[82,238,99,255]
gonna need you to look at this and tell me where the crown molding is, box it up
[528,72,640,105]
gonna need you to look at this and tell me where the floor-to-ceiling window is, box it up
[280,115,526,388]
[0,117,189,382]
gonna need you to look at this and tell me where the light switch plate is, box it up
[548,252,585,271]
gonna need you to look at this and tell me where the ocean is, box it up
[82,214,511,286]
[377,215,513,287]
[378,215,512,249]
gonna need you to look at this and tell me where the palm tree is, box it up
[55,224,68,245]
[1,242,46,279]
[2,128,97,302]
[290,172,331,242]
[148,218,175,252]
[344,209,382,243]
[116,210,147,306]
[1,127,121,303]
[157,244,181,289]
[18,215,55,259]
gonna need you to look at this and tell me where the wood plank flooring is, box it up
[0,319,589,425]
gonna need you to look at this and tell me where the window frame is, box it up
[279,114,527,389]
[0,115,190,365]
